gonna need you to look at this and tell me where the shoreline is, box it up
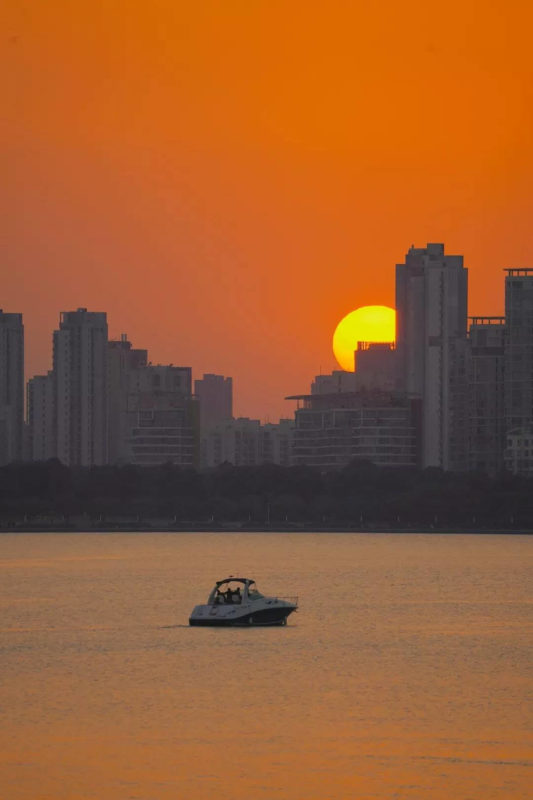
[1,524,531,535]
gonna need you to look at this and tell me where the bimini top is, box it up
[215,577,255,586]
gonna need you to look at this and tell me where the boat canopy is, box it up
[207,578,260,605]
[215,577,255,587]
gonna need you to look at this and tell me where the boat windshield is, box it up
[247,582,263,600]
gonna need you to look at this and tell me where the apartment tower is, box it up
[0,310,24,465]
[53,308,108,466]
[396,243,468,470]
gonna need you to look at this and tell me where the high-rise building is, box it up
[503,269,533,476]
[119,365,198,466]
[504,269,533,432]
[53,308,108,466]
[194,374,233,431]
[107,335,148,464]
[395,243,468,470]
[27,371,55,461]
[467,317,506,475]
[0,311,24,465]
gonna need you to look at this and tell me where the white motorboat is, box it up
[189,577,298,627]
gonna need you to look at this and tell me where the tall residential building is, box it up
[504,269,533,432]
[27,372,55,461]
[119,365,198,466]
[467,317,506,475]
[194,374,233,431]
[395,243,468,470]
[0,311,24,465]
[53,308,108,466]
[503,269,533,476]
[107,335,148,464]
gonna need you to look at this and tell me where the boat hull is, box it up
[189,605,296,627]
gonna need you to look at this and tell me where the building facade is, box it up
[27,371,55,461]
[194,373,233,432]
[0,311,24,465]
[119,365,198,466]
[396,243,468,470]
[107,335,148,464]
[289,390,420,470]
[467,317,506,475]
[202,417,295,468]
[53,308,108,466]
[504,270,533,431]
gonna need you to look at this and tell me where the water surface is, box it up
[0,532,531,799]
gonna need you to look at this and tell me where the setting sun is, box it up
[333,305,396,371]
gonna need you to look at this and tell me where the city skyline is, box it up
[4,241,533,477]
[5,2,533,421]
[6,252,533,425]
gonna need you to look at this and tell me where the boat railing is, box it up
[276,595,298,607]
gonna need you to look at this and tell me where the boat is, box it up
[189,577,298,627]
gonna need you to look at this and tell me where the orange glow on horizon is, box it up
[4,1,533,419]
[333,306,396,371]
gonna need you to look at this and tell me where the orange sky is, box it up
[3,1,533,420]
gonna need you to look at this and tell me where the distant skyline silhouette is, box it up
[4,2,533,420]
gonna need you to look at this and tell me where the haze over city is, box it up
[4,1,533,420]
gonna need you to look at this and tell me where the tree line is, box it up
[1,459,533,529]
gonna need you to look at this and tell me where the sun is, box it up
[333,305,396,372]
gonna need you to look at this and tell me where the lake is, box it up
[0,532,531,799]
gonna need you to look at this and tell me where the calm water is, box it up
[0,532,531,800]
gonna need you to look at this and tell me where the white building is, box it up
[53,308,108,466]
[0,311,24,465]
[27,371,55,461]
[396,243,468,470]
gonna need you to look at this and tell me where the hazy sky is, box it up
[4,1,533,420]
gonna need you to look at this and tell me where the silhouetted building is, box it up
[203,417,294,467]
[504,270,533,431]
[396,243,468,470]
[53,308,108,466]
[195,373,233,431]
[504,427,533,477]
[260,419,294,467]
[27,371,55,461]
[0,311,24,465]
[311,371,357,395]
[119,365,198,466]
[354,342,397,392]
[107,335,148,464]
[287,390,420,469]
[204,417,261,467]
[467,317,506,475]
[502,269,533,476]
